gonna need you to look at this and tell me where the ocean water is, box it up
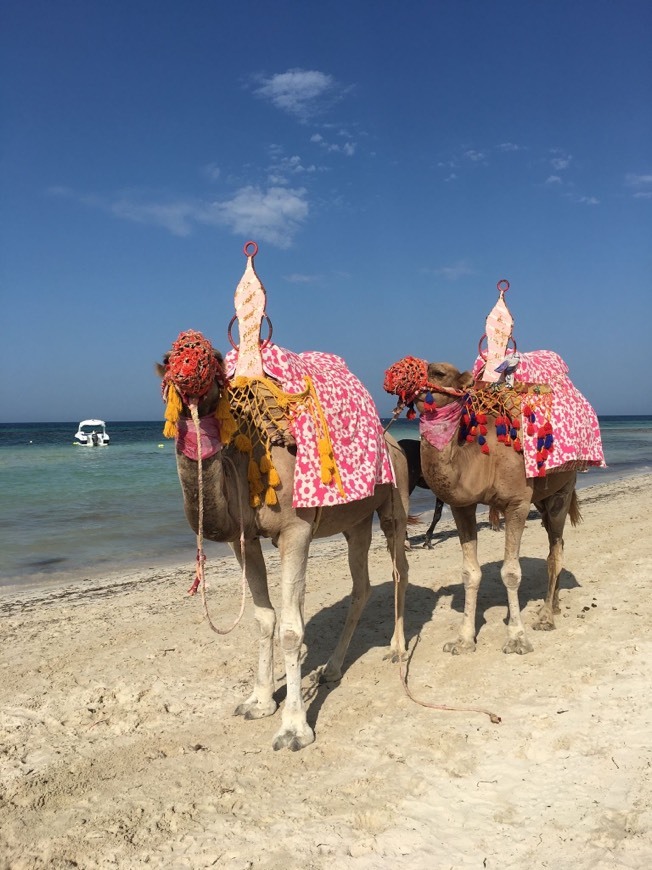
[1,416,651,588]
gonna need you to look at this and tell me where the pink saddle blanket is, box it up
[225,344,394,508]
[473,349,606,477]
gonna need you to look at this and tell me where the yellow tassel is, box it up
[318,437,331,457]
[234,434,252,453]
[259,454,272,473]
[265,486,278,506]
[267,465,281,487]
[251,493,262,508]
[248,458,261,485]
[163,385,183,438]
[215,394,237,444]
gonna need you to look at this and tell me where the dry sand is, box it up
[1,473,651,870]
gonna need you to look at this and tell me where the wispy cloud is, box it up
[283,272,321,283]
[549,149,572,172]
[310,132,356,156]
[625,173,652,199]
[48,184,310,248]
[266,150,319,185]
[567,193,600,206]
[429,261,476,281]
[253,68,342,121]
[463,149,486,163]
[545,175,562,185]
[203,163,221,181]
[496,142,523,153]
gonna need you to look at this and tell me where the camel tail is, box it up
[569,490,582,527]
[488,506,502,531]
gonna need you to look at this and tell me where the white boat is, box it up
[74,419,110,446]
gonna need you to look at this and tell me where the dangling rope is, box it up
[388,478,501,724]
[189,403,247,635]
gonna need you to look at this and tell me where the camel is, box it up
[395,360,583,656]
[156,341,410,752]
[398,438,444,548]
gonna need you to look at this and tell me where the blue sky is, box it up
[2,0,651,422]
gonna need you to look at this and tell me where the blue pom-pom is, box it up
[478,435,486,445]
[544,434,554,449]
[425,392,434,404]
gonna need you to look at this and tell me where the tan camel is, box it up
[156,347,410,752]
[414,362,581,656]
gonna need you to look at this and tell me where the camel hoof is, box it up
[532,619,555,632]
[443,639,476,655]
[272,725,315,752]
[502,636,534,655]
[316,664,342,685]
[234,698,278,720]
[383,650,407,664]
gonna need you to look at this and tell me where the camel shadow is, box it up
[272,579,438,729]
[435,556,580,637]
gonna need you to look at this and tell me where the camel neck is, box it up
[419,399,465,450]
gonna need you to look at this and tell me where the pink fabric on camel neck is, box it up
[419,399,465,449]
[176,416,223,461]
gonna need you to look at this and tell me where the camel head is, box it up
[413,363,474,412]
[157,330,228,434]
[384,356,474,416]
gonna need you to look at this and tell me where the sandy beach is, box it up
[1,472,651,869]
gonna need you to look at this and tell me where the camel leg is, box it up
[378,497,410,662]
[423,497,445,549]
[272,521,315,752]
[231,539,278,720]
[444,505,481,654]
[319,517,373,683]
[533,479,576,631]
[501,502,534,654]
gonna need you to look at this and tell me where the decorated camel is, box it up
[385,280,605,655]
[157,243,409,751]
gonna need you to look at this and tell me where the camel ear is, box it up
[155,362,166,378]
[457,370,474,390]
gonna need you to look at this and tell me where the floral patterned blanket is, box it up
[225,344,394,508]
[473,349,606,477]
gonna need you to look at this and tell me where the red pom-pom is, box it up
[481,443,490,454]
[466,434,474,442]
[527,424,535,436]
[479,424,488,435]
[407,408,416,420]
[476,413,487,424]
[523,405,532,417]
[513,438,522,452]
[511,418,520,430]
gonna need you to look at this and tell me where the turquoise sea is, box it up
[1,417,651,588]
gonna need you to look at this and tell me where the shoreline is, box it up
[2,464,649,596]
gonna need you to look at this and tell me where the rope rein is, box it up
[389,453,501,725]
[189,403,247,635]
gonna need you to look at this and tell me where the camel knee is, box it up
[462,565,482,591]
[255,608,276,640]
[279,624,303,653]
[500,561,522,590]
